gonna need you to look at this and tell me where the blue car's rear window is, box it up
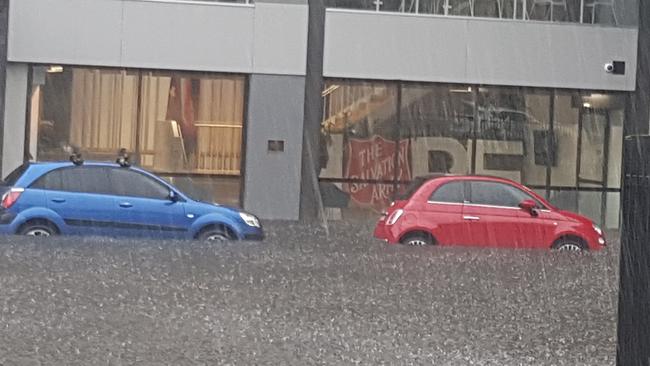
[1,164,29,186]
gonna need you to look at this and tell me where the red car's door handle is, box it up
[463,216,480,221]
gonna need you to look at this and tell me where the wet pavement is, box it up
[0,221,620,365]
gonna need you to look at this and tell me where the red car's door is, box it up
[421,181,466,245]
[515,208,561,249]
[463,180,550,248]
[461,204,521,247]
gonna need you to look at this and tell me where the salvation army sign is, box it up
[344,136,411,208]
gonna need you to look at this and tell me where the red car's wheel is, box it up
[552,238,586,252]
[400,233,434,247]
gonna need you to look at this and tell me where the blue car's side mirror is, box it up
[168,190,179,202]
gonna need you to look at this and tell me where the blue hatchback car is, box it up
[0,161,264,241]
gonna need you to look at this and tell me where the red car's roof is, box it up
[409,174,553,208]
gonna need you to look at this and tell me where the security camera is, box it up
[604,63,615,73]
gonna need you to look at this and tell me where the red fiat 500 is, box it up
[374,175,606,251]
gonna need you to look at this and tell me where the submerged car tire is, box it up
[197,226,233,242]
[18,221,57,237]
[552,238,586,252]
[400,233,434,247]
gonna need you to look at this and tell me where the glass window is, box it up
[469,181,533,208]
[400,83,473,177]
[551,91,580,188]
[550,91,625,227]
[430,182,464,203]
[32,167,111,194]
[108,168,170,200]
[324,0,638,26]
[77,168,112,195]
[29,66,245,206]
[396,177,428,200]
[324,0,375,11]
[318,79,623,226]
[320,80,401,211]
[2,164,29,186]
[476,87,550,187]
[30,169,63,191]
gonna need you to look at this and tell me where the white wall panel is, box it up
[121,1,254,72]
[8,0,309,76]
[466,20,637,91]
[324,10,638,91]
[8,0,124,66]
[252,3,308,75]
[325,11,469,83]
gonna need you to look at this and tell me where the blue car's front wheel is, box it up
[197,226,233,241]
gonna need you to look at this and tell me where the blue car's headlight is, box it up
[239,212,261,228]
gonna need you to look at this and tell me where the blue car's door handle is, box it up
[51,198,66,203]
[119,202,133,208]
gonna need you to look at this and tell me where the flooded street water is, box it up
[0,222,619,365]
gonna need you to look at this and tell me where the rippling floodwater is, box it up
[0,221,619,365]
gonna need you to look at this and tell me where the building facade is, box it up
[0,0,642,228]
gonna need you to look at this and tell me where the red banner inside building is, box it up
[344,136,411,208]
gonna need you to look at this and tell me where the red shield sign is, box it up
[344,136,411,208]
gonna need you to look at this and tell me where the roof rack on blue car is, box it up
[69,151,83,166]
[115,148,131,168]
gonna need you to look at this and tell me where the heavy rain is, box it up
[0,0,648,364]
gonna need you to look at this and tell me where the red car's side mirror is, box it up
[518,199,538,216]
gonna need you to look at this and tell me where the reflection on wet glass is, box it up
[29,67,244,206]
[319,81,625,228]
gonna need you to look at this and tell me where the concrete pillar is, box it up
[243,74,305,220]
[0,0,8,177]
[242,0,309,220]
[298,0,326,221]
[2,63,27,178]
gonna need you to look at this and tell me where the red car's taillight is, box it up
[1,188,24,209]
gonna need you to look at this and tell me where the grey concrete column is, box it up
[1,63,27,178]
[298,0,326,221]
[617,2,650,365]
[242,0,310,220]
[624,0,650,137]
[0,0,8,176]
[243,74,306,220]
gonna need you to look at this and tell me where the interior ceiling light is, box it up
[583,102,592,108]
[47,66,63,73]
[450,86,472,93]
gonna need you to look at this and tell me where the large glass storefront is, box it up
[319,80,625,228]
[27,65,246,206]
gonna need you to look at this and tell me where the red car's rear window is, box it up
[396,177,429,200]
